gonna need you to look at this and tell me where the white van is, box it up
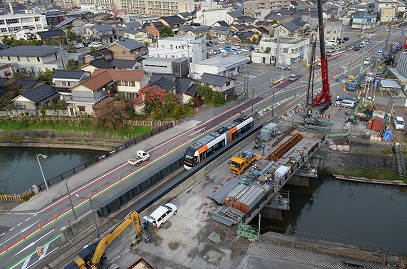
[143,203,177,228]
[341,99,356,108]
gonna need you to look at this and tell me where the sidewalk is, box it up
[10,119,202,212]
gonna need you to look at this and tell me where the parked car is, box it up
[353,45,361,51]
[143,203,177,228]
[241,48,250,52]
[88,41,102,48]
[224,45,232,51]
[394,116,405,130]
[74,43,84,49]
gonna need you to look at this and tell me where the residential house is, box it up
[52,70,91,100]
[91,24,115,46]
[191,55,249,79]
[81,59,114,73]
[92,69,149,99]
[54,18,81,29]
[159,16,185,34]
[277,22,303,38]
[230,31,259,43]
[113,25,126,40]
[200,73,235,100]
[144,21,164,42]
[84,48,113,64]
[0,46,65,75]
[147,73,196,103]
[142,57,189,76]
[123,21,142,29]
[45,11,66,26]
[210,26,230,42]
[0,64,13,78]
[123,29,148,43]
[36,29,66,41]
[12,84,59,114]
[107,39,144,60]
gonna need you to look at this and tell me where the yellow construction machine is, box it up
[65,211,143,269]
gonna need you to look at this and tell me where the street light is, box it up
[65,180,77,221]
[76,194,100,238]
[36,154,52,202]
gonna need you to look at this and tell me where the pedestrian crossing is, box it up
[373,96,389,106]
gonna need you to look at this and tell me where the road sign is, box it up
[35,246,43,256]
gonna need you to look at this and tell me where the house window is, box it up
[55,54,57,60]
[78,106,85,112]
[7,56,10,61]
[17,56,20,61]
[226,81,231,86]
[37,57,40,62]
[122,51,127,54]
[27,57,30,61]
[130,81,135,86]
[283,48,288,53]
[62,81,67,86]
[0,28,6,32]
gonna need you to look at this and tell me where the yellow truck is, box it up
[229,150,262,175]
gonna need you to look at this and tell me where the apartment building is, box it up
[120,0,195,16]
[0,46,65,75]
[243,0,290,17]
[148,34,206,63]
[0,14,48,37]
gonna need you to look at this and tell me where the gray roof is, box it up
[55,17,77,29]
[281,22,301,31]
[109,59,137,69]
[0,46,58,57]
[51,70,87,80]
[123,21,142,29]
[20,84,59,103]
[115,39,143,51]
[37,29,66,40]
[160,15,185,26]
[176,77,196,96]
[200,73,232,87]
[89,59,113,69]
[148,74,177,91]
[16,79,37,89]
[94,24,113,32]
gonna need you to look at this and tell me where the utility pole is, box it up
[274,27,280,84]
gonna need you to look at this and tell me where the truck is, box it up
[229,150,262,175]
[65,211,143,269]
[128,150,150,165]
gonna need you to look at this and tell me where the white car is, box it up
[143,203,177,228]
[241,48,249,52]
[394,116,405,130]
[363,58,370,65]
[88,42,102,48]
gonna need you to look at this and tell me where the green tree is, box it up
[67,59,79,70]
[211,92,226,106]
[160,26,175,38]
[196,84,212,104]
[37,69,55,83]
[0,79,22,110]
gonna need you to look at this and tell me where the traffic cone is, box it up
[206,217,209,222]
[206,193,209,198]
[204,200,207,206]
[213,187,216,193]
[203,209,206,214]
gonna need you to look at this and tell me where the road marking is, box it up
[20,255,31,269]
[27,246,58,269]
[9,227,14,231]
[0,232,5,237]
[24,218,30,222]
[16,223,22,227]
[12,229,54,258]
[38,244,49,261]
[21,221,40,234]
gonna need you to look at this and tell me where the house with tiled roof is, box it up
[36,29,66,40]
[278,21,303,38]
[91,24,115,46]
[123,29,148,44]
[82,59,114,73]
[230,31,259,43]
[107,39,144,61]
[123,21,142,29]
[212,21,229,27]
[159,16,185,30]
[67,69,149,115]
[84,48,113,64]
[12,84,59,114]
[200,73,235,101]
[52,70,91,99]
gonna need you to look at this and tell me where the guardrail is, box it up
[36,122,174,192]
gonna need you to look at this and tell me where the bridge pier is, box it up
[261,207,283,221]
[288,175,310,187]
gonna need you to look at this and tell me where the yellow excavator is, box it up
[65,211,144,269]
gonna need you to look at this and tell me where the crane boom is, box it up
[313,0,331,106]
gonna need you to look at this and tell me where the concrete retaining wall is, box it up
[60,211,100,243]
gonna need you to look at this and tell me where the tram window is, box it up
[232,131,237,140]
[200,151,206,161]
[207,147,213,156]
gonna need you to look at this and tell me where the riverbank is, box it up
[0,140,121,151]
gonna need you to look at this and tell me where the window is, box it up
[17,56,20,61]
[27,57,30,62]
[55,54,57,60]
[226,81,230,86]
[6,19,19,24]
[283,48,288,53]
[37,57,40,62]
[0,28,7,32]
[7,56,10,61]
[0,20,4,25]
[78,106,86,112]
[62,81,67,86]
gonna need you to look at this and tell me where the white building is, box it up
[0,46,65,75]
[148,35,207,63]
[251,35,310,66]
[191,54,249,79]
[194,9,234,26]
[0,14,48,37]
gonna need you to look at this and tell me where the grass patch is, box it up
[320,166,406,181]
[0,120,152,139]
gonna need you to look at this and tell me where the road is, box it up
[1,25,404,269]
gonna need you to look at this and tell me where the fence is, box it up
[36,122,174,192]
[0,189,33,202]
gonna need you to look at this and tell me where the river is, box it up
[1,148,406,254]
[0,147,102,194]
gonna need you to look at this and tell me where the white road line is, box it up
[0,232,5,237]
[24,218,31,222]
[21,220,40,234]
[9,227,14,231]
[12,229,54,258]
[16,223,22,227]
[27,247,59,269]
[20,255,31,269]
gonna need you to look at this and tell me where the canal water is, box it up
[0,147,102,194]
[1,148,406,254]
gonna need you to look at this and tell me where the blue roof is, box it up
[20,84,59,103]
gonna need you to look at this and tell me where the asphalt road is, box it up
[1,24,405,269]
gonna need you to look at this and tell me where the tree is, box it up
[160,26,175,38]
[93,100,130,130]
[37,69,55,83]
[67,59,79,70]
[211,92,226,106]
[196,84,212,104]
[0,79,22,110]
